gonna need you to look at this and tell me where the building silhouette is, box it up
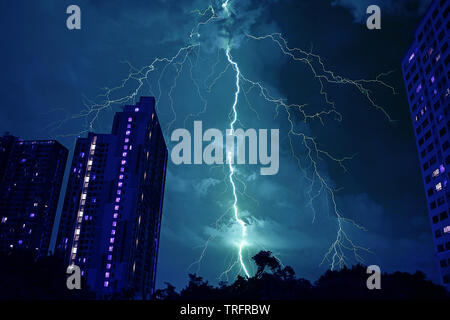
[0,135,68,256]
[401,0,449,288]
[56,97,168,299]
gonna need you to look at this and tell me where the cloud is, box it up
[194,177,221,196]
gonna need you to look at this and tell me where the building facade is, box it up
[56,97,168,299]
[0,136,68,256]
[401,0,449,288]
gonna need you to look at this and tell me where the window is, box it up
[431,201,437,210]
[432,168,440,177]
[436,182,443,191]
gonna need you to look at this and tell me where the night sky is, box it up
[0,0,440,289]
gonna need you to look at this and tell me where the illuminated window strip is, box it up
[69,136,97,265]
[104,126,133,285]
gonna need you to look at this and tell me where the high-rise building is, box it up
[56,97,168,299]
[0,136,68,256]
[401,0,449,289]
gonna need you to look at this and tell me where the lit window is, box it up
[104,281,109,287]
[435,182,442,191]
[119,175,124,180]
[444,226,450,234]
[105,272,110,278]
[122,152,127,157]
[113,213,118,219]
[125,131,131,136]
[121,160,126,165]
[128,117,132,122]
[108,246,113,252]
[440,165,445,173]
[135,107,139,112]
[409,52,415,62]
[30,213,35,218]
[432,168,440,177]
[114,205,119,210]
[110,238,115,244]
[1,217,7,223]
[106,263,111,269]
[118,182,123,187]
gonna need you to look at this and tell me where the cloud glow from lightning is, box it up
[47,0,396,280]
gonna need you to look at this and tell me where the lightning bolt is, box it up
[225,46,250,278]
[44,0,397,280]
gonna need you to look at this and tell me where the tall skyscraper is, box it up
[401,0,449,289]
[56,97,168,299]
[0,136,68,256]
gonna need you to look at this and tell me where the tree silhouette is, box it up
[1,249,448,300]
[252,251,281,278]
